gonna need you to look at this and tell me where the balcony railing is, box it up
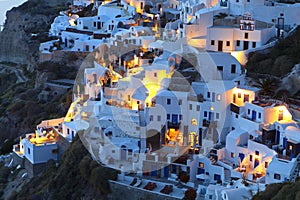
[230,103,240,114]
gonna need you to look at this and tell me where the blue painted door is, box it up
[254,159,259,168]
[208,112,214,121]
[283,137,287,148]
[151,165,157,176]
[276,130,280,144]
[239,153,245,162]
[164,166,169,178]
[214,174,221,181]
[252,110,257,121]
[172,114,178,123]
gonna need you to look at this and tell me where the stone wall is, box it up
[57,134,71,160]
[24,158,47,178]
[109,180,182,200]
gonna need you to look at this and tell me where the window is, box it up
[150,115,153,121]
[157,115,161,121]
[236,0,239,2]
[207,92,211,98]
[278,110,283,121]
[248,109,250,115]
[252,42,256,48]
[237,40,240,46]
[245,33,249,39]
[250,155,253,161]
[255,150,259,155]
[231,64,236,74]
[167,99,171,105]
[211,40,215,45]
[238,93,241,98]
[179,114,182,120]
[236,114,238,118]
[167,114,170,120]
[244,94,249,102]
[112,150,115,153]
[289,145,293,151]
[136,126,140,131]
[258,112,261,119]
[197,105,200,111]
[274,173,281,180]
[28,148,30,155]
[137,101,140,104]
[128,95,130,101]
[233,94,236,103]
[52,149,58,154]
[204,111,208,117]
[189,104,193,110]
[265,162,268,168]
[216,113,220,119]
[217,94,221,101]
[231,152,235,158]
[94,22,96,27]
[154,72,157,77]
[199,162,204,168]
[217,66,223,71]
[226,41,230,46]
[178,99,182,105]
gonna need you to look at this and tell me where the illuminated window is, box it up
[278,110,283,121]
[231,152,235,158]
[217,94,221,101]
[199,162,204,168]
[289,145,293,151]
[191,118,197,126]
[265,162,268,168]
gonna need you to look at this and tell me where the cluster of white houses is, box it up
[12,0,300,199]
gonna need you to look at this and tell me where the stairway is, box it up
[291,154,300,182]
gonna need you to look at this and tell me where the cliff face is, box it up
[0,0,71,70]
[0,0,73,145]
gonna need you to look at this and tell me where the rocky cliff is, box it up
[0,0,71,70]
[0,0,74,146]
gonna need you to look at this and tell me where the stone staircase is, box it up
[291,154,300,181]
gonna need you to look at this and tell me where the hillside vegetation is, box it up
[246,26,300,77]
[11,134,118,200]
